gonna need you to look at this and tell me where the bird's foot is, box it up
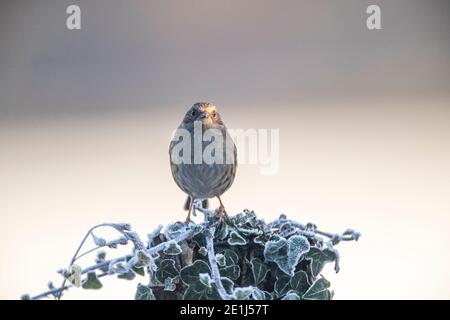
[214,205,228,219]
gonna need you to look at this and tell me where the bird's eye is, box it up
[212,111,217,118]
[191,109,197,117]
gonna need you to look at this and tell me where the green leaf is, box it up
[155,259,179,283]
[198,246,208,256]
[290,270,310,295]
[251,288,272,300]
[132,266,145,276]
[135,284,156,300]
[227,231,247,246]
[234,287,254,300]
[183,283,206,300]
[264,235,310,276]
[302,277,332,300]
[182,281,222,300]
[164,277,176,291]
[216,254,226,267]
[117,270,136,280]
[250,258,269,285]
[305,247,336,277]
[282,290,301,300]
[219,265,240,280]
[82,272,102,289]
[163,241,182,255]
[180,260,211,285]
[221,277,235,296]
[215,220,229,240]
[222,249,239,266]
[199,273,213,288]
[274,274,291,297]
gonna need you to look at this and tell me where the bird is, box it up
[169,102,237,222]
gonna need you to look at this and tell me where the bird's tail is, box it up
[183,197,209,211]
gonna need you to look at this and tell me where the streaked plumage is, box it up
[169,102,237,221]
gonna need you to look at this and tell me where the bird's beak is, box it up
[200,112,209,119]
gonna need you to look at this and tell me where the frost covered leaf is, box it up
[183,282,221,300]
[135,284,156,300]
[234,287,254,300]
[92,233,106,247]
[219,265,240,280]
[67,264,82,288]
[250,258,269,285]
[306,247,336,277]
[274,274,291,297]
[302,277,332,300]
[164,278,177,291]
[221,249,239,266]
[180,260,211,285]
[215,220,229,240]
[227,231,247,246]
[163,241,182,255]
[132,266,145,276]
[282,290,301,300]
[199,273,213,288]
[118,270,136,280]
[290,271,310,296]
[252,288,272,300]
[216,254,226,267]
[264,235,310,276]
[198,246,208,256]
[155,259,179,283]
[82,272,102,289]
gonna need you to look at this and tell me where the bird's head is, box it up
[182,102,224,128]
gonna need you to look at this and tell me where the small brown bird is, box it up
[169,102,237,222]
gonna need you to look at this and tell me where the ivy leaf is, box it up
[274,274,291,297]
[302,277,333,300]
[132,266,145,276]
[227,231,247,246]
[118,270,136,280]
[198,246,208,256]
[252,288,272,300]
[215,220,229,240]
[82,272,102,289]
[164,277,177,292]
[92,233,106,246]
[135,284,156,300]
[95,251,109,273]
[163,241,182,255]
[219,265,240,281]
[305,247,336,277]
[183,283,206,300]
[67,264,82,287]
[199,273,213,288]
[234,287,254,300]
[290,271,310,295]
[221,277,235,296]
[222,249,239,266]
[155,259,179,283]
[282,290,301,300]
[264,235,310,276]
[216,254,226,267]
[180,260,211,285]
[250,258,269,285]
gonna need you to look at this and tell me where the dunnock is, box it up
[169,102,237,221]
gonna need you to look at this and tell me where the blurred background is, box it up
[1,0,449,299]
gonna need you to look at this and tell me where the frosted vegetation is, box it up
[23,206,360,300]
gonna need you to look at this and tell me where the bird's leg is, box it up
[185,197,195,223]
[215,196,228,218]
